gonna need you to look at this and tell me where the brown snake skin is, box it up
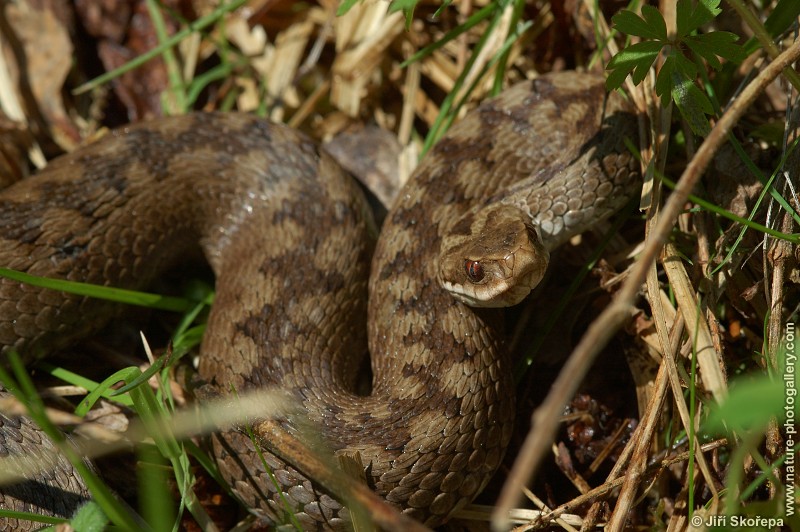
[0,72,638,529]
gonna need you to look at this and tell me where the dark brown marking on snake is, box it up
[235,303,276,345]
[529,76,561,100]
[448,211,477,237]
[479,98,542,139]
[0,207,44,244]
[428,135,493,177]
[67,154,131,195]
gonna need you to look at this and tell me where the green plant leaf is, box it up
[68,501,109,532]
[672,74,713,136]
[675,0,693,37]
[684,36,721,70]
[686,31,746,67]
[610,6,667,41]
[764,0,800,38]
[672,49,699,81]
[704,376,784,434]
[676,0,721,37]
[605,65,629,92]
[606,40,663,89]
[655,54,676,106]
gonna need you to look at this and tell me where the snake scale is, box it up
[0,72,638,529]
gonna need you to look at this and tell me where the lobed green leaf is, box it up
[685,36,722,70]
[610,6,667,41]
[672,49,699,81]
[606,40,663,89]
[654,55,676,106]
[676,0,721,37]
[686,31,747,66]
[605,64,630,92]
[671,73,713,136]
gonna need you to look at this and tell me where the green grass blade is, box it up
[0,510,65,525]
[400,3,496,68]
[112,352,171,397]
[659,174,799,243]
[0,353,146,531]
[421,1,514,155]
[145,0,188,113]
[73,0,248,95]
[0,268,195,312]
[37,363,135,412]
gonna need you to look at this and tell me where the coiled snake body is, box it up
[0,72,638,528]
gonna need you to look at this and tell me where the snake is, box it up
[0,72,638,529]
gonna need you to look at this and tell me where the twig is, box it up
[538,439,727,526]
[257,420,432,532]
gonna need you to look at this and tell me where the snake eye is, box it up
[465,260,485,283]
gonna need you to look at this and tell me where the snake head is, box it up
[438,203,549,308]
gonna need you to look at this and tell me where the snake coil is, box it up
[0,72,638,529]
